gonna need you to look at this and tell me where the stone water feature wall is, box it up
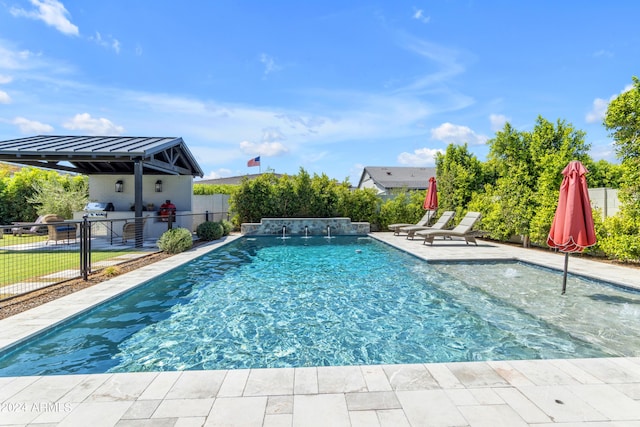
[241,217,370,236]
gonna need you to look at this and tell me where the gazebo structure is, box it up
[0,135,204,246]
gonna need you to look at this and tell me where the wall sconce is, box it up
[115,180,124,193]
[155,180,163,193]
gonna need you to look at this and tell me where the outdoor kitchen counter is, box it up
[72,210,193,241]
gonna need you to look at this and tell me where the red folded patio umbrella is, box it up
[423,176,438,210]
[547,160,597,294]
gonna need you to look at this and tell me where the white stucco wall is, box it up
[88,175,193,212]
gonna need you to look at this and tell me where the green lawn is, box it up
[1,234,48,246]
[1,249,134,285]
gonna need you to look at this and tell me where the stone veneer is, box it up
[241,217,370,236]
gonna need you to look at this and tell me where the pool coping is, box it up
[1,233,640,425]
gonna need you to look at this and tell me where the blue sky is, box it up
[0,1,638,185]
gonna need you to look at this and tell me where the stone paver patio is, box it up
[1,233,640,426]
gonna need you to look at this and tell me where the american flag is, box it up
[247,156,261,167]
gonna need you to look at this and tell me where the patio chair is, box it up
[388,209,436,235]
[122,217,147,243]
[42,214,78,244]
[415,211,482,246]
[11,215,47,236]
[399,210,456,239]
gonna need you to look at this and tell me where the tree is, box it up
[434,143,485,219]
[604,76,640,160]
[600,76,640,261]
[470,117,591,246]
[585,159,623,188]
[28,174,89,219]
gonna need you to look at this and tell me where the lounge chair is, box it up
[11,216,47,236]
[388,209,436,235]
[415,211,482,246]
[399,210,456,239]
[122,217,147,243]
[42,214,78,244]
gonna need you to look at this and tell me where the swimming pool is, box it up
[0,235,638,377]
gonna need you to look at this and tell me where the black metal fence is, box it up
[0,211,228,303]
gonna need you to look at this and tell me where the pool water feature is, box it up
[0,236,638,377]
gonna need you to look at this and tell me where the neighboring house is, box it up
[357,166,436,195]
[196,173,283,186]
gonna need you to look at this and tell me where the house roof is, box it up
[358,166,436,190]
[0,135,204,177]
[196,173,284,185]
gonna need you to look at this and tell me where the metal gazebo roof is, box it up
[0,135,204,177]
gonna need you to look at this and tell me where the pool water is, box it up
[0,236,638,377]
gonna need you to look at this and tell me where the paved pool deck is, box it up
[1,233,640,426]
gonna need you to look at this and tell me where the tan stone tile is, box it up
[294,367,318,395]
[395,389,467,427]
[567,384,640,420]
[244,368,294,396]
[494,387,551,424]
[446,362,509,388]
[349,410,380,427]
[218,369,249,397]
[293,394,350,427]
[317,366,367,393]
[138,371,181,400]
[458,404,529,427]
[122,399,161,419]
[165,371,226,399]
[360,365,392,391]
[517,385,607,423]
[345,391,400,411]
[377,409,411,427]
[88,373,158,402]
[205,397,267,427]
[425,363,465,389]
[263,413,292,427]
[382,364,439,390]
[267,395,293,414]
[152,398,214,418]
[56,401,133,427]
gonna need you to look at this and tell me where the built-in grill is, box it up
[83,202,115,217]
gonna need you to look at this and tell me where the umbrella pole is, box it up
[561,252,569,295]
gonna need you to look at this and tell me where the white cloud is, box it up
[199,168,233,180]
[262,127,286,143]
[586,83,635,124]
[0,43,37,70]
[0,90,11,104]
[397,147,443,166]
[430,122,488,145]
[593,49,613,58]
[489,114,508,131]
[10,0,79,36]
[239,140,289,156]
[90,32,121,54]
[11,117,54,133]
[260,53,281,76]
[62,113,125,135]
[0,75,13,84]
[412,9,431,24]
[585,98,610,124]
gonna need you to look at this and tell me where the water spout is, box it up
[282,225,286,238]
[327,225,331,238]
[304,225,309,238]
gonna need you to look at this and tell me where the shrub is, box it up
[196,221,224,241]
[220,220,233,236]
[158,227,193,254]
[102,266,121,277]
